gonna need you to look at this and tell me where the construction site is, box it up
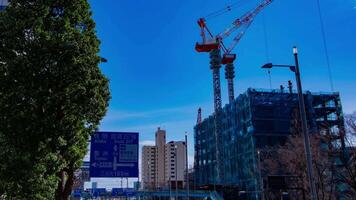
[194,88,345,199]
[1,0,355,199]
[191,0,350,199]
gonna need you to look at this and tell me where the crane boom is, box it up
[217,0,273,42]
[196,0,273,60]
[225,19,253,54]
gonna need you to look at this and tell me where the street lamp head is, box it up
[293,46,298,54]
[289,66,296,73]
[261,63,273,69]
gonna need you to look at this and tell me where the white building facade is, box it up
[141,146,157,189]
[165,141,186,189]
[141,128,187,189]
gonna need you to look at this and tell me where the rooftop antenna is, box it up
[280,85,285,93]
[288,80,293,94]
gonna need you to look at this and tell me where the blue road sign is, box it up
[112,188,137,197]
[90,132,139,177]
[92,188,107,197]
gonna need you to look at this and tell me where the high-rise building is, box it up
[155,127,166,187]
[0,0,9,11]
[165,141,187,189]
[142,146,157,189]
[194,88,345,198]
[141,128,187,189]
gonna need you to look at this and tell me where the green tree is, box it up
[0,0,110,199]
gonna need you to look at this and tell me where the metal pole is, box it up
[185,133,190,200]
[169,175,172,200]
[126,177,129,200]
[175,146,178,200]
[257,151,264,200]
[213,162,216,191]
[293,46,317,200]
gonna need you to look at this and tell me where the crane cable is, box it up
[316,0,334,92]
[261,1,272,89]
[204,0,250,20]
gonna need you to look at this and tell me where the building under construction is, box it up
[193,87,345,197]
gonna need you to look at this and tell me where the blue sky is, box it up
[87,0,356,188]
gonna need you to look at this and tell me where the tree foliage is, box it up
[0,0,110,199]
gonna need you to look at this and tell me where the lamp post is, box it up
[261,46,317,200]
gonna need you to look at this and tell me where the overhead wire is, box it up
[316,0,334,92]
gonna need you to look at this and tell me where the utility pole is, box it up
[293,47,317,200]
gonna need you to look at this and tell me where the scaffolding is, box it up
[194,88,345,197]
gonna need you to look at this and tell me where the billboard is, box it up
[90,132,139,177]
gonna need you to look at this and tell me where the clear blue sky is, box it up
[87,0,356,188]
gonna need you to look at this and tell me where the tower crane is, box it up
[194,0,273,184]
[196,0,273,103]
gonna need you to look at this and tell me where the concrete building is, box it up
[165,141,187,189]
[0,0,9,11]
[142,146,157,189]
[194,88,345,199]
[155,128,166,187]
[141,128,187,189]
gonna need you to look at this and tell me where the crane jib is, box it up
[195,0,273,55]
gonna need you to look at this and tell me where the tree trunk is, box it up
[55,168,75,200]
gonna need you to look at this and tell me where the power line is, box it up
[316,0,334,92]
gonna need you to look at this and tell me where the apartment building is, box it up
[165,141,186,189]
[142,146,157,189]
[141,128,187,189]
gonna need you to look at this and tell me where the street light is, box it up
[260,46,317,200]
